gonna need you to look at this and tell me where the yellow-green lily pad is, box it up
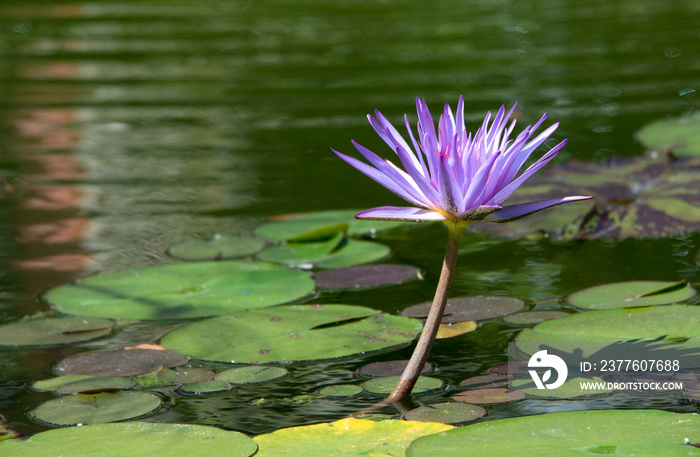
[29,392,161,426]
[215,366,288,384]
[637,113,700,157]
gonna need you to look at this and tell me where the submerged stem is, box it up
[384,220,467,404]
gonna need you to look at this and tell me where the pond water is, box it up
[0,0,699,439]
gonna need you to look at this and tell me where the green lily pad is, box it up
[362,376,443,395]
[404,402,486,424]
[511,376,614,399]
[168,235,266,261]
[567,280,696,309]
[215,366,288,384]
[177,380,232,395]
[253,417,452,457]
[516,305,700,358]
[0,423,19,442]
[0,316,114,347]
[161,304,422,364]
[406,410,700,456]
[637,113,700,156]
[258,234,390,269]
[254,209,405,241]
[55,377,137,394]
[318,384,364,397]
[156,367,215,384]
[33,375,95,393]
[474,154,700,239]
[0,422,257,457]
[44,261,315,320]
[313,264,421,289]
[402,296,524,324]
[29,391,161,426]
[503,310,570,325]
[54,349,189,377]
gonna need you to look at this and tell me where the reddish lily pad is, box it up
[44,261,315,320]
[567,280,696,310]
[402,296,524,323]
[359,360,433,377]
[312,264,421,289]
[168,235,265,261]
[0,422,257,456]
[53,349,189,377]
[29,392,161,426]
[404,402,486,424]
[161,304,422,364]
[458,374,509,389]
[0,316,114,347]
[362,376,442,395]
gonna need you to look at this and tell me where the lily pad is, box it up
[458,374,509,389]
[515,305,700,358]
[29,391,161,426]
[402,296,524,324]
[44,261,315,320]
[474,154,700,239]
[451,387,524,404]
[637,113,700,157]
[53,349,189,377]
[407,410,700,456]
[168,235,265,261]
[215,366,288,384]
[313,264,421,289]
[161,304,422,364]
[258,234,391,269]
[503,310,570,325]
[511,377,614,399]
[33,375,95,393]
[0,422,257,457]
[55,377,137,394]
[253,417,452,457]
[318,384,364,397]
[436,321,477,339]
[177,380,232,395]
[567,280,696,309]
[156,367,215,384]
[404,402,486,424]
[0,316,114,347]
[360,360,432,377]
[362,376,443,395]
[254,209,405,241]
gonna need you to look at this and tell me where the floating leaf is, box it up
[254,210,405,241]
[318,385,363,397]
[404,402,486,424]
[156,367,215,384]
[458,374,508,389]
[516,305,700,358]
[215,366,288,384]
[33,375,95,393]
[636,113,700,157]
[0,316,114,347]
[0,422,257,456]
[568,280,696,309]
[168,235,265,261]
[452,387,524,404]
[253,417,451,457]
[313,264,421,289]
[258,236,390,269]
[54,349,188,377]
[55,377,137,394]
[436,321,477,339]
[473,154,700,239]
[0,423,19,442]
[359,360,432,377]
[45,261,315,320]
[161,305,422,364]
[177,380,232,395]
[402,296,524,324]
[29,392,161,426]
[407,410,700,456]
[362,376,442,395]
[503,311,570,325]
[511,377,613,399]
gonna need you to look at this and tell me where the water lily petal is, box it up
[356,206,448,222]
[485,196,593,223]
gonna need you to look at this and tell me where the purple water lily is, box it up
[333,96,590,225]
[334,97,591,406]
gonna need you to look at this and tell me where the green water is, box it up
[0,0,699,437]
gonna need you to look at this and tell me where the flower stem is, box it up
[384,220,467,404]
